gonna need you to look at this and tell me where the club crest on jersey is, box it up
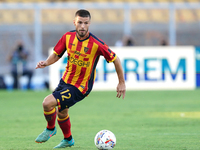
[84,47,89,53]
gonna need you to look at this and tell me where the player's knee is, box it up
[42,98,50,110]
[42,95,56,111]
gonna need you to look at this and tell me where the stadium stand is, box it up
[89,9,105,23]
[0,0,200,77]
[0,8,199,24]
[150,9,168,23]
[177,9,196,22]
[104,9,124,23]
[0,9,34,25]
[0,0,199,24]
[0,0,199,3]
[132,10,149,23]
[196,9,200,19]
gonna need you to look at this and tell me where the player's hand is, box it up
[116,82,126,99]
[35,61,47,69]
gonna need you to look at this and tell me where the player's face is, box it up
[74,16,90,38]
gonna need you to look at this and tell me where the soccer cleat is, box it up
[53,138,75,149]
[35,128,57,143]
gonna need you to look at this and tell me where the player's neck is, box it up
[77,32,89,41]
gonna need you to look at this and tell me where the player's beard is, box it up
[76,29,88,38]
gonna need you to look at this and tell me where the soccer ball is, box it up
[94,130,116,150]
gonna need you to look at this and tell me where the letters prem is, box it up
[103,58,186,81]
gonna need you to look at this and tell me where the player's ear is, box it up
[73,19,76,26]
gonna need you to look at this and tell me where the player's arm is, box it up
[113,56,126,99]
[35,53,60,69]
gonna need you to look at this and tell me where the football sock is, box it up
[44,108,57,130]
[57,114,72,139]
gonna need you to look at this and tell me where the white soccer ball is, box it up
[94,130,116,150]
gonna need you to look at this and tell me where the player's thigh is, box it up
[53,84,85,111]
[43,94,57,111]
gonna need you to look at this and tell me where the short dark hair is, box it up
[75,9,91,19]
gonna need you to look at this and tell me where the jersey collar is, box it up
[76,32,90,42]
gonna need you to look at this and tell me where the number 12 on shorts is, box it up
[61,89,71,101]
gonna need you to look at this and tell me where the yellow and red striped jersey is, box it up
[54,30,117,95]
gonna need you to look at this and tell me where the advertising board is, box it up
[49,46,195,90]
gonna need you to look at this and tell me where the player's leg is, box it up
[54,108,74,148]
[22,70,33,89]
[11,71,18,89]
[43,94,58,130]
[35,94,57,143]
[57,108,72,140]
[52,80,85,148]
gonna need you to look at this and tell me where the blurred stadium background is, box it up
[1,1,200,149]
[0,0,200,90]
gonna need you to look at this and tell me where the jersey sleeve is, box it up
[53,33,67,58]
[99,43,117,63]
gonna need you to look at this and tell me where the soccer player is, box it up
[35,9,126,149]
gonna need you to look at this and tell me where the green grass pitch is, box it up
[0,89,200,150]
